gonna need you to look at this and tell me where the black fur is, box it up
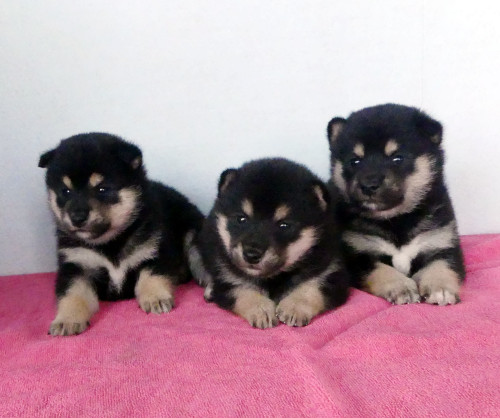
[327,104,465,305]
[189,158,349,328]
[40,133,204,334]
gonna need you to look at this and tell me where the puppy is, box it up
[327,104,465,305]
[39,133,204,335]
[187,158,349,328]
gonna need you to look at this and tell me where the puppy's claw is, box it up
[49,320,89,336]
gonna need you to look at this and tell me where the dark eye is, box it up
[350,158,362,167]
[97,186,108,194]
[237,215,248,224]
[278,221,290,230]
[61,188,72,196]
[392,155,404,164]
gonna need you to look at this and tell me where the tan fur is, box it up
[62,176,73,189]
[329,121,344,142]
[384,139,399,156]
[283,227,317,270]
[273,204,290,221]
[333,160,348,197]
[312,186,328,211]
[367,155,435,219]
[414,259,461,305]
[364,262,420,304]
[353,143,365,158]
[48,190,63,222]
[60,234,159,292]
[242,199,253,217]
[276,278,325,326]
[232,287,277,329]
[89,173,104,187]
[50,279,99,336]
[135,269,175,314]
[131,156,142,170]
[343,222,457,276]
[216,213,231,254]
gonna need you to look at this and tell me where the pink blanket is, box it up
[1,235,499,417]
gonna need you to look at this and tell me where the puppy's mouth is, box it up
[66,222,111,241]
[231,247,283,278]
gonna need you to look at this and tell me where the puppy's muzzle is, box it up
[359,173,385,197]
[68,200,90,228]
[242,244,266,264]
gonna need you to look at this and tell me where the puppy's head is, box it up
[213,158,329,278]
[39,133,145,245]
[327,104,444,219]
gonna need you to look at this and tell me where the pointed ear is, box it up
[414,111,443,144]
[38,149,56,168]
[311,181,330,211]
[218,168,238,197]
[118,142,143,170]
[327,117,346,150]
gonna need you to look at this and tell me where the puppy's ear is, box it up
[118,142,143,170]
[38,149,56,168]
[218,168,238,197]
[311,181,330,211]
[414,111,443,144]
[327,117,346,150]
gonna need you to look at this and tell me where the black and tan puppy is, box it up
[187,158,349,328]
[327,104,465,305]
[39,133,203,335]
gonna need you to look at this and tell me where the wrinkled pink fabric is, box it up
[1,235,499,417]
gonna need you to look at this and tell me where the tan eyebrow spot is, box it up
[62,176,73,190]
[273,204,290,221]
[242,199,253,217]
[385,139,399,156]
[353,143,364,158]
[89,173,104,187]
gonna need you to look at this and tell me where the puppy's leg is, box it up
[364,262,420,304]
[232,287,278,329]
[135,268,175,314]
[50,279,99,336]
[185,232,214,302]
[414,259,461,305]
[276,278,326,327]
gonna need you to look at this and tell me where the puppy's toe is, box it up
[139,296,174,314]
[248,303,278,329]
[421,286,460,306]
[276,299,315,327]
[49,320,89,336]
[387,280,420,305]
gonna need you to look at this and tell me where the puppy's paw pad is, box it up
[422,288,460,305]
[276,299,315,327]
[139,296,174,314]
[386,280,420,305]
[49,320,89,336]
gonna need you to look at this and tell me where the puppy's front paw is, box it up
[414,260,461,306]
[276,298,316,327]
[385,278,420,305]
[49,319,89,336]
[138,295,174,314]
[135,269,175,314]
[233,288,278,329]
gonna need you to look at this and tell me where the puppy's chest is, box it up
[343,221,456,276]
[59,234,160,293]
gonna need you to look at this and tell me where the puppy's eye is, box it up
[61,188,72,196]
[278,221,290,230]
[237,215,248,224]
[97,186,108,194]
[392,155,404,164]
[350,158,362,167]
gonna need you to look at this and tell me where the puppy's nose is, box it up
[70,210,89,227]
[359,175,385,196]
[243,245,265,264]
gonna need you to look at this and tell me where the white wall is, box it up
[1,1,499,275]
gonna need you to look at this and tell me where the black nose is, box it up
[243,246,265,264]
[359,175,385,196]
[69,210,89,227]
